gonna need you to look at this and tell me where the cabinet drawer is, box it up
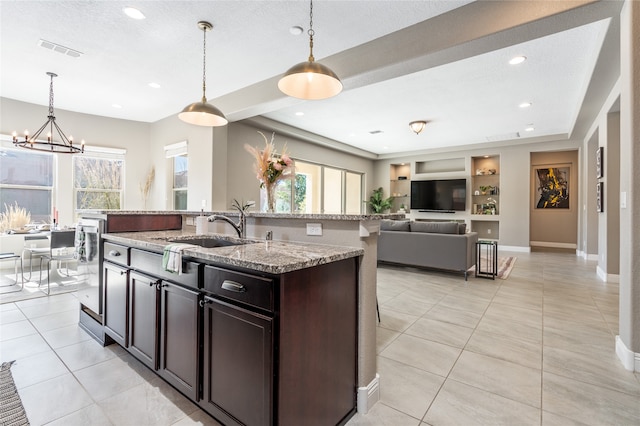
[204,266,273,312]
[104,242,130,266]
[130,248,200,290]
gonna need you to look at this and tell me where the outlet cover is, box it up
[306,223,323,236]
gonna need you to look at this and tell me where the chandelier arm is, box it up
[52,119,73,146]
[28,119,52,143]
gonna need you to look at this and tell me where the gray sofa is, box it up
[377,220,478,279]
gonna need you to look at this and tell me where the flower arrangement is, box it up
[244,132,294,211]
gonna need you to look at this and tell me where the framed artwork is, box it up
[596,182,604,212]
[535,166,570,209]
[596,147,604,179]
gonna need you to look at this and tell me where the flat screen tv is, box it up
[410,179,467,212]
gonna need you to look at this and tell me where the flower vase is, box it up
[265,183,276,213]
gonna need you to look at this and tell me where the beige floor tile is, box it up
[171,409,224,426]
[382,293,435,317]
[421,304,483,329]
[424,379,541,426]
[436,293,491,314]
[542,371,640,425]
[99,380,198,426]
[10,350,68,389]
[46,403,114,426]
[0,333,50,361]
[55,339,119,371]
[0,318,37,341]
[378,356,445,420]
[74,356,150,401]
[542,345,640,396]
[0,307,26,324]
[404,317,473,348]
[465,329,542,370]
[541,410,590,426]
[482,302,543,328]
[380,334,461,377]
[344,402,421,426]
[19,373,94,425]
[377,308,419,333]
[41,323,93,349]
[476,314,542,344]
[449,350,541,408]
[376,326,401,354]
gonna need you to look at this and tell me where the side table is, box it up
[475,240,498,279]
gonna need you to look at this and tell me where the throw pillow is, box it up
[380,219,411,231]
[410,221,459,234]
[458,223,467,234]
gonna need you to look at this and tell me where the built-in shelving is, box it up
[390,163,411,213]
[471,156,500,239]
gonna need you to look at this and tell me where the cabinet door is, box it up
[128,271,159,370]
[103,261,129,347]
[158,283,200,401]
[201,297,273,426]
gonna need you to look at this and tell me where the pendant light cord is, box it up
[307,0,315,62]
[201,24,207,103]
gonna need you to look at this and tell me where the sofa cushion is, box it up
[380,219,411,232]
[410,221,459,234]
[458,223,467,234]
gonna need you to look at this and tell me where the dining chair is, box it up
[38,230,77,295]
[21,234,50,282]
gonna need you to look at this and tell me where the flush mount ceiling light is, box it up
[519,102,532,108]
[509,55,527,65]
[178,21,228,127]
[12,72,85,154]
[409,120,427,135]
[278,0,342,100]
[123,7,145,20]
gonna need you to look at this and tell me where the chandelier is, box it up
[12,72,85,154]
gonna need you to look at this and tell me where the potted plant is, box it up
[369,187,393,213]
[479,185,493,195]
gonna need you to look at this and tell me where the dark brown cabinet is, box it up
[128,271,159,369]
[103,261,129,347]
[158,282,200,401]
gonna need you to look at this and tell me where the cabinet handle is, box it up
[150,279,161,288]
[119,269,128,276]
[108,250,121,257]
[221,280,246,293]
[199,299,213,308]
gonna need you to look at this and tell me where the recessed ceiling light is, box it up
[519,102,532,108]
[509,55,526,65]
[525,126,535,132]
[112,104,122,109]
[295,111,304,116]
[289,26,304,36]
[148,82,161,89]
[123,7,145,20]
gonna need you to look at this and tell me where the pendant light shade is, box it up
[278,0,342,100]
[179,21,227,127]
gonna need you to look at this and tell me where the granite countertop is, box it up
[83,210,405,221]
[103,230,364,275]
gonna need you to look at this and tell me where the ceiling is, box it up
[0,1,622,157]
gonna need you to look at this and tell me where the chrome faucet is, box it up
[206,200,250,239]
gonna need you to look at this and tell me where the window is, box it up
[173,154,188,210]
[0,147,54,223]
[74,155,124,210]
[274,160,363,214]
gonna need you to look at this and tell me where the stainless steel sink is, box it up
[167,236,247,248]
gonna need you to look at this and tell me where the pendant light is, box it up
[278,0,342,100]
[179,21,228,127]
[12,72,85,154]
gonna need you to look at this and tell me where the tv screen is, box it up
[410,179,467,212]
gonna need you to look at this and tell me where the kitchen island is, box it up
[101,228,363,426]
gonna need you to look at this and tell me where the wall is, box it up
[374,138,580,250]
[529,150,579,247]
[0,97,151,225]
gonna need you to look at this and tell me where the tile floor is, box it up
[1,250,639,425]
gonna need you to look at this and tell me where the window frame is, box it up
[73,148,126,212]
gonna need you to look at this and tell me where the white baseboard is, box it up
[576,250,598,261]
[616,335,640,372]
[596,266,607,282]
[357,373,380,414]
[498,245,530,253]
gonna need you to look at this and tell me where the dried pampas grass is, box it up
[139,166,155,209]
[0,202,31,233]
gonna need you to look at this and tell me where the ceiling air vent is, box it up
[486,132,520,142]
[369,130,384,135]
[38,39,83,58]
